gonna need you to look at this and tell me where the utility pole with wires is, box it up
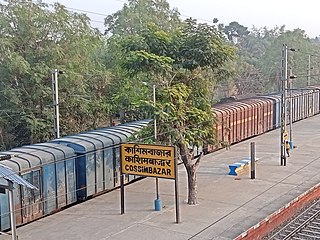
[280,44,288,166]
[51,69,64,139]
[280,45,299,165]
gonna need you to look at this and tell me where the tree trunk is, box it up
[178,141,202,205]
[186,164,198,204]
[119,110,125,124]
[109,114,114,126]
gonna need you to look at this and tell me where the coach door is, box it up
[21,171,42,223]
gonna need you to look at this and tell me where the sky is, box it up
[35,0,320,38]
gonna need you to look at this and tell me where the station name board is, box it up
[121,143,175,179]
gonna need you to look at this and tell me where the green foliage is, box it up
[103,23,176,123]
[0,0,110,149]
[223,21,250,42]
[114,17,235,154]
[157,82,215,147]
[219,21,320,95]
[124,50,174,74]
[258,29,318,89]
[105,0,181,35]
[173,19,236,73]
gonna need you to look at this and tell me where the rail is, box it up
[268,198,320,239]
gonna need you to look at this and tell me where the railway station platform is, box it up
[2,114,320,240]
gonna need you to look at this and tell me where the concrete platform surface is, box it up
[2,114,320,240]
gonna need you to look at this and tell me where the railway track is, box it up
[268,199,320,239]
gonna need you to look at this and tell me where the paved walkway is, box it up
[2,114,320,240]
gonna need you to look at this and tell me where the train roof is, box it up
[0,143,76,173]
[213,86,320,110]
[51,119,151,154]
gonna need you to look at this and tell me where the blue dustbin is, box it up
[289,141,294,149]
[154,199,162,211]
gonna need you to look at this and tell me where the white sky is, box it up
[18,0,320,37]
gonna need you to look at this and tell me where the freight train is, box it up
[0,86,320,231]
[210,86,320,151]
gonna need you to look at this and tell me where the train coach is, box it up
[51,119,150,201]
[211,96,274,151]
[0,143,77,230]
[210,85,320,151]
[0,119,151,231]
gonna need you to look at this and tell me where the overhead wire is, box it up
[113,0,214,23]
[30,0,106,25]
[39,0,216,30]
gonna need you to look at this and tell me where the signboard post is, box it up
[174,147,180,223]
[120,143,180,223]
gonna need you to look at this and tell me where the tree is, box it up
[103,0,181,123]
[223,21,250,43]
[0,0,110,149]
[220,22,320,94]
[105,0,181,35]
[258,28,319,90]
[117,19,235,204]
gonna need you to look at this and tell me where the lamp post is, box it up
[143,82,161,210]
[153,84,157,142]
[51,69,64,139]
[153,84,162,211]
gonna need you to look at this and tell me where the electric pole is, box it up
[280,44,288,166]
[52,69,63,139]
